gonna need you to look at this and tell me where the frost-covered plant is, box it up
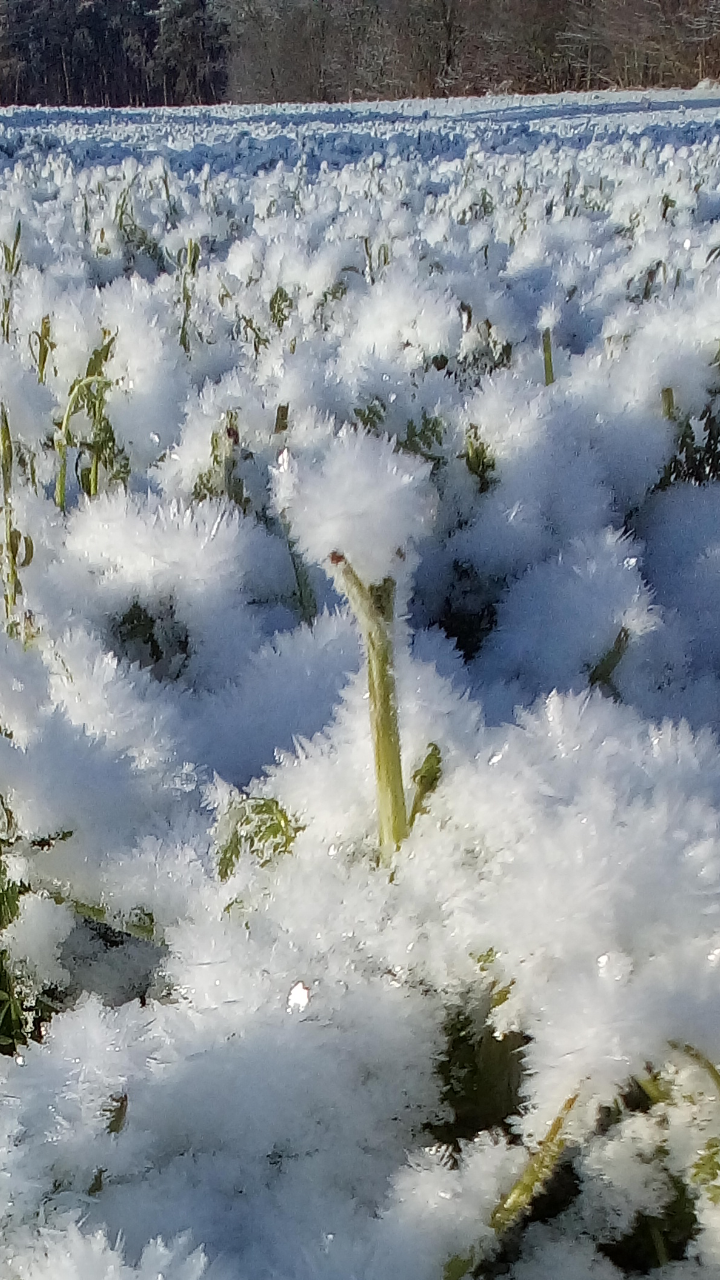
[54,330,127,509]
[463,427,497,493]
[216,793,304,880]
[655,386,720,489]
[445,1092,579,1279]
[0,221,20,345]
[238,311,269,357]
[363,236,390,285]
[176,238,201,354]
[114,180,164,271]
[28,314,55,385]
[192,409,250,510]
[354,396,386,432]
[401,410,445,470]
[0,405,33,639]
[275,429,435,856]
[269,285,293,331]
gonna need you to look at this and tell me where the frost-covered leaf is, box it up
[270,286,293,330]
[217,795,304,879]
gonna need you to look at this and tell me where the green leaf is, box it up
[19,534,33,569]
[409,743,442,827]
[123,907,155,942]
[692,1137,720,1190]
[217,796,304,880]
[354,397,386,432]
[0,870,27,930]
[463,430,497,493]
[0,949,26,1054]
[587,627,629,700]
[430,1005,524,1151]
[0,794,17,849]
[490,1092,578,1235]
[401,410,444,465]
[71,899,107,924]
[635,1071,673,1106]
[85,330,116,381]
[444,1253,476,1280]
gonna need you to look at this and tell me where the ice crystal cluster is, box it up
[1,91,720,1278]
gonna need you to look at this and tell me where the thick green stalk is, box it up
[334,556,408,859]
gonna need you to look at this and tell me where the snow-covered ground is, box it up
[2,89,720,1277]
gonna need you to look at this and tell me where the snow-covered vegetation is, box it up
[3,91,720,1278]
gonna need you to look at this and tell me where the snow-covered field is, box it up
[3,89,720,1277]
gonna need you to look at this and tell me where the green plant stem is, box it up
[0,406,19,622]
[89,448,99,498]
[334,557,408,859]
[542,327,554,386]
[55,441,68,512]
[54,375,96,511]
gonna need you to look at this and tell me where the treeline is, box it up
[0,0,717,108]
[0,0,226,106]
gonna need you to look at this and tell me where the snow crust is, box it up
[1,89,720,1277]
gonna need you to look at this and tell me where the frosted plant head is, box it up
[537,301,561,333]
[273,426,436,589]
